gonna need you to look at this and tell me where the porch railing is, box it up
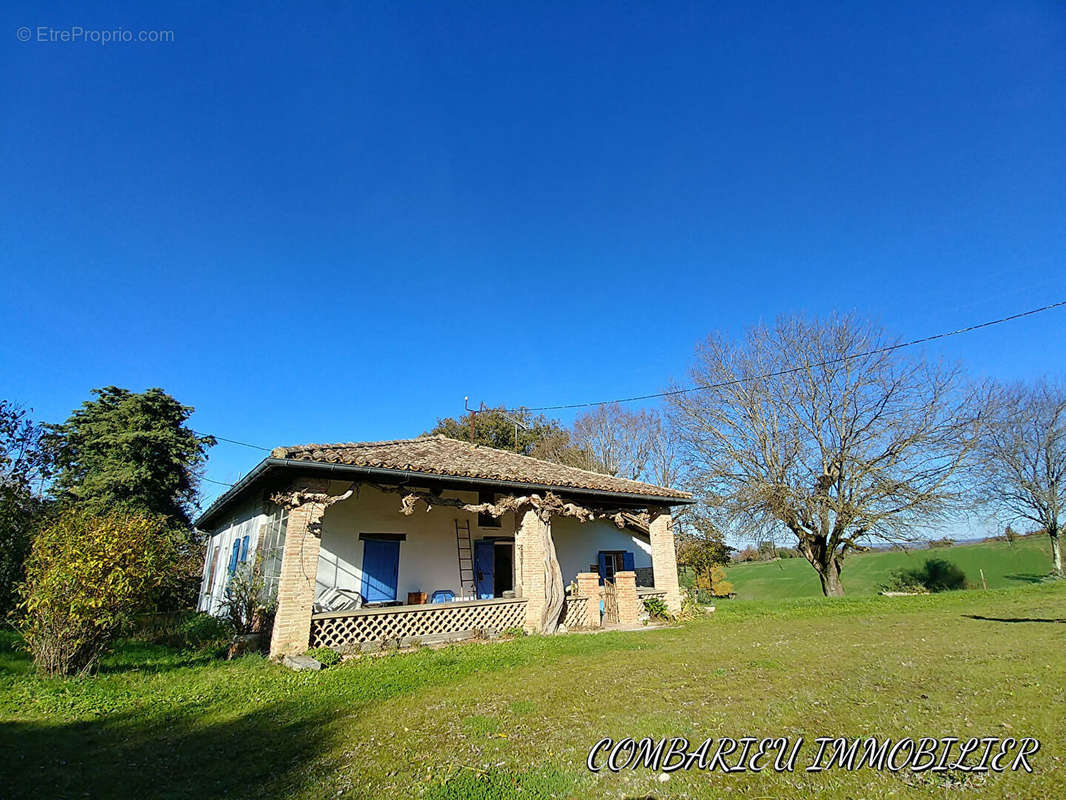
[561,595,590,629]
[310,597,528,650]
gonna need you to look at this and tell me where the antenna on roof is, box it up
[464,396,486,443]
[499,411,529,452]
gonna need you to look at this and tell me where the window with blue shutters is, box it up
[239,535,250,563]
[228,539,241,574]
[597,550,634,583]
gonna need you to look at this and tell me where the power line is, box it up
[201,476,235,488]
[193,298,1065,489]
[193,431,271,452]
[514,299,1066,413]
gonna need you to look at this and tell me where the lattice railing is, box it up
[562,596,589,629]
[638,589,667,601]
[310,597,528,649]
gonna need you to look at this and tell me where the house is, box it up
[194,435,694,657]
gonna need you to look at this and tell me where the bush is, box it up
[304,646,341,667]
[883,558,968,594]
[18,510,177,676]
[927,537,955,549]
[219,553,275,637]
[642,596,669,620]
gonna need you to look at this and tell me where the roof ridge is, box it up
[426,436,675,493]
[275,436,431,454]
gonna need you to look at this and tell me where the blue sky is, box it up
[2,1,1064,512]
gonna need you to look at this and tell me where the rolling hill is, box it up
[720,535,1056,602]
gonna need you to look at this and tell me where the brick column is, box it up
[517,508,548,633]
[269,487,329,658]
[576,572,602,629]
[615,571,640,626]
[649,507,682,615]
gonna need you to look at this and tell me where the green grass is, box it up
[2,581,1065,798]
[723,535,1056,602]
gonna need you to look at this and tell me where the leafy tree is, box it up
[41,387,215,528]
[677,534,733,595]
[427,407,587,466]
[669,314,983,596]
[19,510,177,675]
[0,401,48,614]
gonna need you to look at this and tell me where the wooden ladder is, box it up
[455,519,476,598]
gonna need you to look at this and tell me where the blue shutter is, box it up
[228,540,240,574]
[597,551,608,584]
[622,551,635,572]
[239,535,250,563]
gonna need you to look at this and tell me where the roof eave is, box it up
[195,458,694,530]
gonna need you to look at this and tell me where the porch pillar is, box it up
[615,571,640,626]
[516,508,565,633]
[576,572,602,629]
[269,482,330,659]
[517,509,546,632]
[649,507,682,615]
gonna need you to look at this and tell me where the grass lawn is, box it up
[723,535,1057,602]
[2,581,1065,799]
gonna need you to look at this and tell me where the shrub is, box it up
[709,564,734,597]
[642,596,669,620]
[927,537,955,549]
[18,510,177,676]
[305,646,341,667]
[883,558,968,594]
[219,553,276,637]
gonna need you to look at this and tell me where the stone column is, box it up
[615,571,640,626]
[576,572,602,629]
[269,481,330,658]
[649,507,682,615]
[517,508,548,633]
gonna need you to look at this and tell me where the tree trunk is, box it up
[1050,529,1063,577]
[540,518,565,634]
[818,558,845,597]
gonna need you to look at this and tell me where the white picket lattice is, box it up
[561,596,590,629]
[311,597,528,649]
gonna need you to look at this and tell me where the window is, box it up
[597,550,635,582]
[259,505,289,599]
[478,489,501,528]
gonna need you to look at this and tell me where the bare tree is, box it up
[668,314,983,597]
[977,379,1065,576]
[572,403,657,480]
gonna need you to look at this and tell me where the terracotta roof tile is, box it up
[271,435,691,501]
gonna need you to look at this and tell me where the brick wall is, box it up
[268,479,330,658]
[649,509,682,614]
[614,571,640,625]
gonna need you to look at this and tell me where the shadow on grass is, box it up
[1002,573,1050,584]
[964,614,1066,624]
[0,699,336,800]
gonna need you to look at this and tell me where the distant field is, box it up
[721,535,1056,602]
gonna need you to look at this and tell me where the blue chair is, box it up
[431,589,456,604]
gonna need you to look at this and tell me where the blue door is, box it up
[474,540,495,599]
[361,538,400,603]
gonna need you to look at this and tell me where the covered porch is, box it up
[268,475,685,657]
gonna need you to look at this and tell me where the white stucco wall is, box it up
[551,516,652,585]
[198,496,268,614]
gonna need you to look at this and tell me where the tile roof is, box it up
[271,435,691,501]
